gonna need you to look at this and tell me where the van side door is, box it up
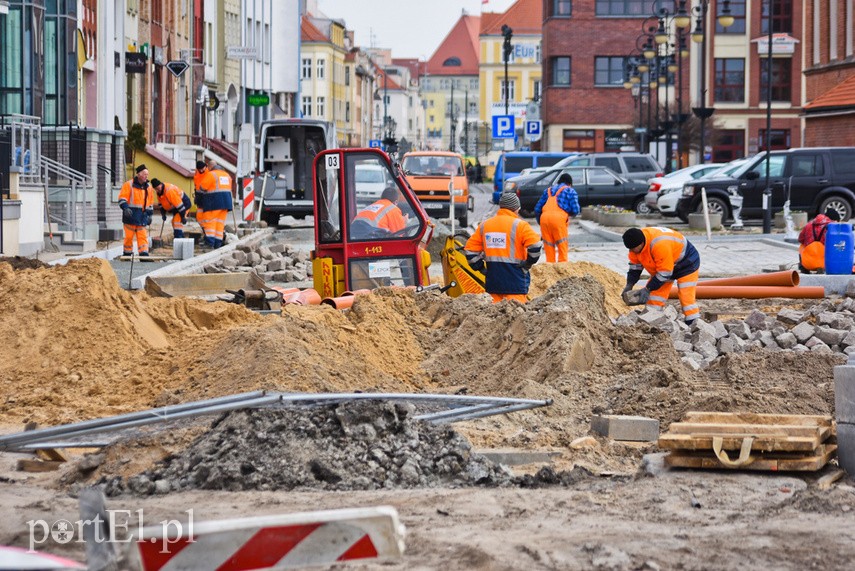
[739,155,787,216]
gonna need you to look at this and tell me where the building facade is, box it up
[300,14,349,145]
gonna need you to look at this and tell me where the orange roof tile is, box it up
[481,0,542,35]
[392,58,426,79]
[805,74,855,111]
[301,16,327,43]
[372,62,404,91]
[427,15,481,76]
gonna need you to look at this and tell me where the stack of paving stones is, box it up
[202,242,312,283]
[615,281,855,371]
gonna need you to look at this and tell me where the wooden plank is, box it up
[16,459,64,472]
[664,445,836,472]
[35,448,67,462]
[816,469,846,491]
[667,423,829,438]
[658,433,824,453]
[118,255,176,262]
[680,411,832,427]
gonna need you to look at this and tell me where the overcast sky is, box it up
[315,0,517,60]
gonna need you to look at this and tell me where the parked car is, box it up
[644,164,725,212]
[503,166,648,216]
[492,151,576,203]
[657,160,748,217]
[676,147,855,222]
[551,152,663,188]
[401,151,472,226]
[354,163,393,205]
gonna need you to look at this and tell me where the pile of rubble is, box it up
[203,242,312,283]
[98,401,512,495]
[616,293,855,370]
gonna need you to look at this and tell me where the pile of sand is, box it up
[529,262,626,317]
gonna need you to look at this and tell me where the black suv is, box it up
[676,147,855,222]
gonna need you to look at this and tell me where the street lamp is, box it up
[501,25,513,116]
[762,0,774,233]
[449,79,456,151]
[690,0,733,164]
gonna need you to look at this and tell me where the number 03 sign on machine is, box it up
[326,154,340,170]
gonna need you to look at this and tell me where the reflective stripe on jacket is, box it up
[629,226,700,282]
[158,183,188,214]
[353,199,406,233]
[196,169,234,211]
[464,208,542,295]
[119,178,154,226]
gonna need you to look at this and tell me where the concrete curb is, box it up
[130,229,274,290]
[576,220,622,242]
[760,238,800,251]
[799,274,855,296]
[48,245,125,266]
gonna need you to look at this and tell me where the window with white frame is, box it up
[317,96,326,116]
[301,96,312,117]
[302,58,312,79]
[317,58,325,79]
[501,80,516,101]
[533,80,542,101]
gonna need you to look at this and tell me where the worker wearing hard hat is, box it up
[533,173,580,263]
[151,178,191,239]
[118,164,155,256]
[351,186,408,239]
[621,227,701,324]
[194,160,233,248]
[798,208,841,273]
[465,193,542,304]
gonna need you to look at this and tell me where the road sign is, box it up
[247,92,270,107]
[368,139,382,148]
[165,60,189,78]
[524,120,542,142]
[227,45,259,59]
[492,115,515,139]
[242,178,255,221]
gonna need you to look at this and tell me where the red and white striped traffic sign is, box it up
[242,178,255,221]
[0,546,85,569]
[127,507,405,571]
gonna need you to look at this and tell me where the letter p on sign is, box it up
[492,115,515,139]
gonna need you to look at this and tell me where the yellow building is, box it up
[300,15,350,146]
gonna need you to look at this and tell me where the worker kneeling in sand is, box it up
[465,193,542,304]
[798,208,840,273]
[621,227,701,325]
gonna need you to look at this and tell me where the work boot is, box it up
[139,251,150,257]
[123,251,133,256]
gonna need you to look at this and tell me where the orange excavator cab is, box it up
[312,148,434,298]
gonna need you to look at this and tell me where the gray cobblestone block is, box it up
[691,319,717,337]
[673,340,694,353]
[840,298,855,312]
[793,344,810,353]
[815,326,847,347]
[845,346,855,356]
[248,252,262,265]
[266,259,286,272]
[776,331,798,349]
[833,345,842,354]
[777,308,806,325]
[203,264,225,274]
[846,279,855,298]
[614,313,640,327]
[811,343,834,354]
[259,271,275,282]
[268,243,288,254]
[841,331,855,348]
[639,309,669,327]
[272,272,290,282]
[759,330,778,348]
[220,258,238,269]
[791,321,816,344]
[749,340,764,350]
[284,269,307,282]
[691,330,716,347]
[681,356,702,371]
[236,266,255,273]
[718,336,740,354]
[771,325,787,338]
[295,250,311,263]
[231,250,247,265]
[832,316,855,330]
[806,337,828,349]
[695,341,719,360]
[817,311,841,326]
[711,320,729,339]
[591,415,659,442]
[726,322,751,339]
[745,310,768,330]
[258,246,274,260]
[663,305,680,321]
[238,244,254,253]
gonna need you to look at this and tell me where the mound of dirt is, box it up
[528,262,626,317]
[0,256,49,270]
[99,402,512,494]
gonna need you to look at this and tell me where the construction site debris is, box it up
[528,261,626,317]
[203,241,312,283]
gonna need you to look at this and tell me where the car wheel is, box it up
[458,212,469,228]
[633,198,653,215]
[696,196,730,221]
[819,196,853,221]
[262,211,280,227]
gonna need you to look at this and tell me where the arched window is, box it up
[442,57,461,67]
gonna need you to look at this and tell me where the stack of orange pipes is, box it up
[666,270,824,300]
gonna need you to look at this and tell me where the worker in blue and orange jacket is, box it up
[465,192,542,304]
[194,160,233,248]
[798,208,841,272]
[622,227,701,324]
[151,178,192,239]
[351,186,409,239]
[533,173,580,263]
[118,164,155,256]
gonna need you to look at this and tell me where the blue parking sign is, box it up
[368,139,382,148]
[492,115,515,139]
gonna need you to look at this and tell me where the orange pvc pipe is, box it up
[342,289,371,296]
[697,270,800,288]
[285,288,322,306]
[668,286,824,299]
[321,295,355,309]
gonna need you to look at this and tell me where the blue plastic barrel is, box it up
[825,223,855,275]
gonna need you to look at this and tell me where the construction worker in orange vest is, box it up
[464,193,542,304]
[193,161,209,245]
[622,227,701,324]
[118,164,155,256]
[194,160,233,248]
[151,178,191,239]
[798,208,841,273]
[351,186,409,239]
[533,173,580,263]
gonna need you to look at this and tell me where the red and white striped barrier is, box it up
[242,178,255,222]
[127,507,405,571]
[0,545,85,570]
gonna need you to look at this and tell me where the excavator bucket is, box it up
[440,234,485,298]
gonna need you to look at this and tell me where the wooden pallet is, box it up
[660,412,836,472]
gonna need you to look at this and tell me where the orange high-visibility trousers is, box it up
[490,292,528,304]
[207,209,228,241]
[171,212,184,233]
[646,269,699,320]
[540,212,570,263]
[196,209,212,238]
[123,224,149,254]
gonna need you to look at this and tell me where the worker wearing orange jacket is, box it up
[194,160,233,248]
[622,226,701,324]
[798,208,841,272]
[464,193,542,304]
[351,186,408,239]
[118,164,155,256]
[533,173,580,263]
[151,178,192,238]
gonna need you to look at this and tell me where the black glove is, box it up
[622,284,633,295]
[161,211,167,221]
[180,214,187,225]
[637,288,650,304]
[145,212,153,226]
[120,203,129,210]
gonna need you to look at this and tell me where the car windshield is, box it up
[402,156,462,176]
[726,156,761,178]
[702,159,749,179]
[355,168,385,183]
